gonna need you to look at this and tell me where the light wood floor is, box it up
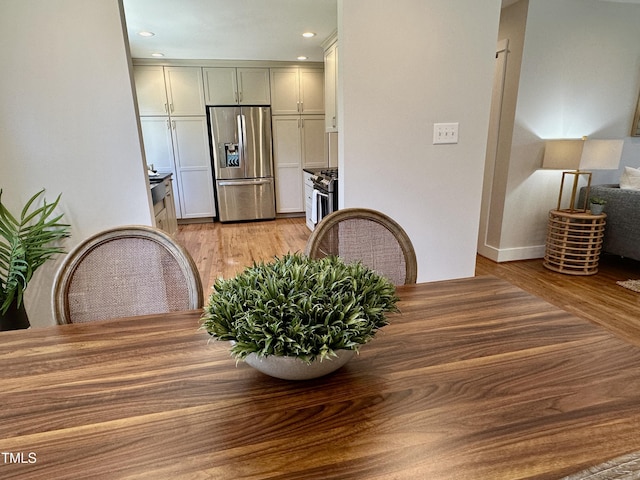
[176,217,310,289]
[177,217,640,345]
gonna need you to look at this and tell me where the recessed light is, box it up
[297,56,308,61]
[151,53,164,57]
[302,32,316,38]
[138,31,155,37]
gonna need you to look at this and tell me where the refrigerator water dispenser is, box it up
[224,143,240,168]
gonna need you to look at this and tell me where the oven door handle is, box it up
[312,189,328,224]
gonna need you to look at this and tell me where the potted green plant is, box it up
[0,189,70,330]
[589,196,607,215]
[201,253,399,380]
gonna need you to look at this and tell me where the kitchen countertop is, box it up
[148,172,172,184]
[302,167,326,175]
[149,173,172,204]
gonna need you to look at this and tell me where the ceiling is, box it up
[123,0,640,63]
[122,0,338,62]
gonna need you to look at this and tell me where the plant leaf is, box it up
[0,189,70,315]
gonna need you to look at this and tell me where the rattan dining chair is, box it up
[304,208,417,285]
[52,225,204,325]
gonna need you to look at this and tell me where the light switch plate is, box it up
[433,123,459,144]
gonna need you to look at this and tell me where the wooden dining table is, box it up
[2,275,640,479]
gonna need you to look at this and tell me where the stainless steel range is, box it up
[310,168,338,227]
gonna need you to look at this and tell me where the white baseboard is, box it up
[478,244,546,263]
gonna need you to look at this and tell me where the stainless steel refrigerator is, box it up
[209,106,276,222]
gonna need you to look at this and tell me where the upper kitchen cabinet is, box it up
[270,67,324,115]
[203,67,270,105]
[133,66,167,116]
[323,36,338,132]
[133,66,205,116]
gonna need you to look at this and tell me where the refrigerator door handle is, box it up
[218,179,272,187]
[238,114,247,167]
[236,114,244,167]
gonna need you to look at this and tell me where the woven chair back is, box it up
[52,226,203,324]
[305,208,417,285]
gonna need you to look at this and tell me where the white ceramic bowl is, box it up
[243,349,356,380]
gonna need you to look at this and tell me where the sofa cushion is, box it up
[620,166,640,190]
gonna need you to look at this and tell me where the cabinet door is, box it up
[301,115,326,168]
[164,67,205,115]
[164,179,179,235]
[134,66,168,115]
[300,68,324,114]
[237,68,271,105]
[203,67,238,105]
[272,116,303,213]
[139,117,182,217]
[170,116,216,218]
[140,117,175,172]
[270,68,301,115]
[324,44,337,131]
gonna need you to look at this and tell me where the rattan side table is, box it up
[543,210,606,275]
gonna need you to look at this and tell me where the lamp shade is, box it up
[542,139,584,170]
[580,139,624,170]
[542,138,623,171]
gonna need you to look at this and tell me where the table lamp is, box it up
[542,138,623,212]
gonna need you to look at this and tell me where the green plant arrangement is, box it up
[201,253,399,364]
[590,196,607,205]
[0,189,70,316]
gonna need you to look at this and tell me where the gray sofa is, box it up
[578,184,640,262]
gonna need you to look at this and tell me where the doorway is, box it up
[478,39,509,261]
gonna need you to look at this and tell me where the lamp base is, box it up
[557,170,591,212]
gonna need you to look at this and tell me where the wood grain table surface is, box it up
[2,275,640,479]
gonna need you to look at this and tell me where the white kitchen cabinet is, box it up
[140,117,175,173]
[270,67,324,115]
[324,41,338,132]
[272,116,303,213]
[164,67,206,115]
[300,116,326,169]
[135,65,212,220]
[203,67,270,105]
[140,117,181,217]
[272,115,326,213]
[134,65,205,116]
[133,66,168,116]
[139,116,215,219]
[170,117,216,218]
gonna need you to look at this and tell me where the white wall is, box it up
[484,0,640,261]
[338,0,501,281]
[0,0,152,327]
